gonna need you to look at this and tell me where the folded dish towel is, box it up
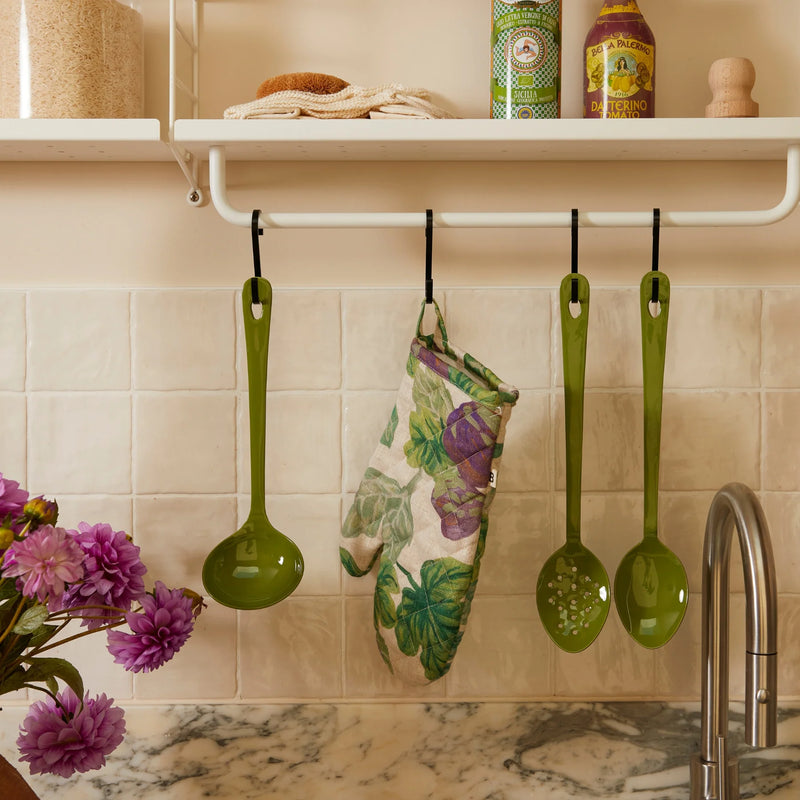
[223,83,457,120]
[340,300,518,685]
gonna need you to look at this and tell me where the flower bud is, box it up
[0,525,13,550]
[182,588,205,618]
[23,496,59,527]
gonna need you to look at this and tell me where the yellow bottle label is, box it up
[586,37,654,97]
[598,2,642,15]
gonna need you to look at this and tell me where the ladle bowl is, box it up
[202,278,304,609]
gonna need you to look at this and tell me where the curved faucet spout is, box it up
[691,483,778,800]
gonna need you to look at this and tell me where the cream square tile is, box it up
[659,491,719,594]
[478,494,551,595]
[133,290,235,390]
[654,593,700,698]
[343,291,426,390]
[29,291,130,390]
[0,393,26,481]
[48,628,133,701]
[554,392,642,492]
[445,596,552,698]
[237,290,341,391]
[237,392,340,494]
[777,594,800,698]
[55,496,133,537]
[258,494,342,596]
[498,390,550,492]
[763,289,800,388]
[29,393,131,494]
[554,611,655,698]
[554,493,642,585]
[134,602,237,700]
[135,392,235,494]
[581,287,640,389]
[0,291,25,390]
[760,493,800,594]
[344,596,444,699]
[764,392,800,491]
[443,289,550,390]
[666,288,761,388]
[343,391,397,493]
[134,494,237,587]
[239,597,341,698]
[661,391,760,491]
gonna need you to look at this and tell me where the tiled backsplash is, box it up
[2,285,800,706]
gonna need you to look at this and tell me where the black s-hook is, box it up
[251,209,263,303]
[651,208,660,304]
[571,208,579,304]
[425,209,434,304]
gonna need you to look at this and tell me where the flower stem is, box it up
[0,597,27,647]
[27,620,126,657]
[47,604,129,619]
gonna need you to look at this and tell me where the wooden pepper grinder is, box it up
[705,57,759,118]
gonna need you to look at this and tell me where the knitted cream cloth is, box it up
[223,83,457,120]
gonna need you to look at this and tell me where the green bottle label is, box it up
[491,0,561,119]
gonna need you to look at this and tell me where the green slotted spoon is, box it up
[614,271,688,647]
[536,273,611,652]
[202,277,304,609]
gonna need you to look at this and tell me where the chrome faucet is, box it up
[691,483,778,800]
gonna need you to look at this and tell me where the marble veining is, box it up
[1,702,799,799]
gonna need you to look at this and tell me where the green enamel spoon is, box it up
[614,272,688,647]
[536,273,611,652]
[202,278,304,609]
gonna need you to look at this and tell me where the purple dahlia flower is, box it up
[1,525,85,608]
[62,523,147,628]
[107,581,195,673]
[0,472,28,526]
[17,689,126,778]
[441,402,498,490]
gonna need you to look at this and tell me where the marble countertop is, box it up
[1,702,799,799]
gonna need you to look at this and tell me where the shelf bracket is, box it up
[168,0,204,206]
[207,142,800,230]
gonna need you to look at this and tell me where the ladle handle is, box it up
[641,271,670,539]
[243,277,273,519]
[560,274,589,545]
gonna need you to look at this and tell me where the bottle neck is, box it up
[599,1,643,16]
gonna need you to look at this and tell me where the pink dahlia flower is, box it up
[0,472,28,526]
[62,523,147,628]
[17,689,126,778]
[1,525,85,607]
[107,581,195,673]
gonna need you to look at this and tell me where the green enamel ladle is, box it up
[536,273,611,653]
[202,277,304,609]
[614,272,688,647]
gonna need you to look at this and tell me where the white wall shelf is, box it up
[0,119,170,161]
[173,117,800,163]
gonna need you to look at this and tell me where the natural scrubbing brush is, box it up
[256,72,349,98]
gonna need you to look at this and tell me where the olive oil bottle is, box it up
[584,1,655,118]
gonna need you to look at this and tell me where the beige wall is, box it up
[1,1,800,706]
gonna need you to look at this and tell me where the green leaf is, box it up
[374,629,393,672]
[339,546,377,578]
[379,405,399,448]
[21,657,84,701]
[406,351,418,378]
[0,667,28,696]
[412,364,454,422]
[374,561,399,629]
[393,557,474,682]
[404,407,452,477]
[0,579,18,601]
[342,468,415,562]
[28,624,60,650]
[447,364,499,405]
[13,604,49,635]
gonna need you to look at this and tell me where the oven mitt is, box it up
[340,299,519,684]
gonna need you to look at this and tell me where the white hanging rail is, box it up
[208,143,800,230]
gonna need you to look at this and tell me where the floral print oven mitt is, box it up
[340,300,519,684]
